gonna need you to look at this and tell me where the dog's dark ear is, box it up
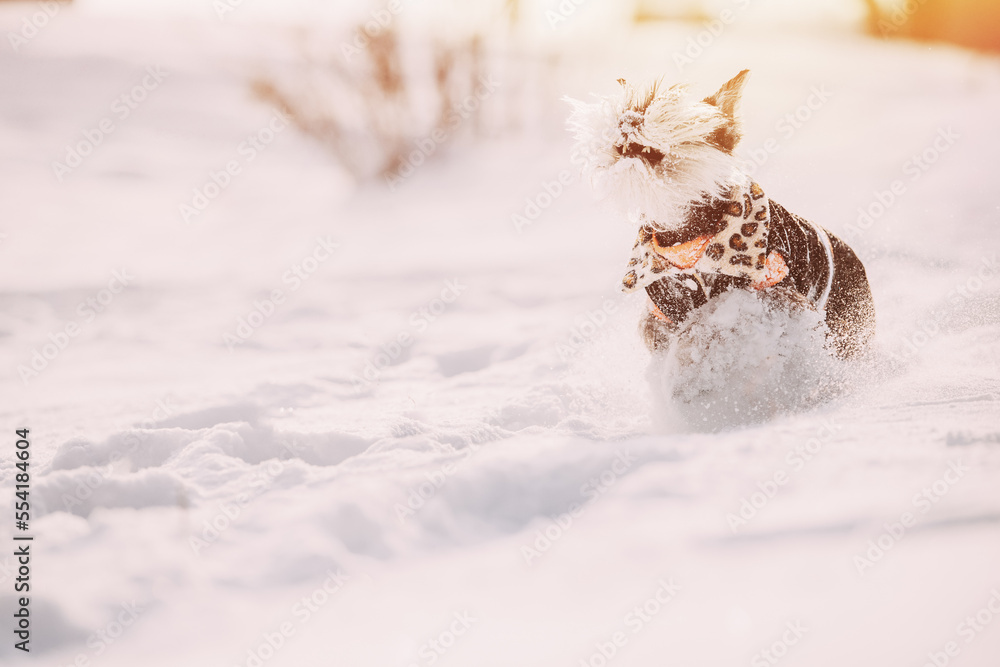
[702,69,750,153]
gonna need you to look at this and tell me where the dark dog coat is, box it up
[623,178,875,358]
[565,69,876,358]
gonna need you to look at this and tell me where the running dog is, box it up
[566,70,875,358]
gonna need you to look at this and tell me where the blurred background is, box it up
[1,1,999,666]
[7,0,994,190]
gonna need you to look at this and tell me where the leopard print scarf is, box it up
[622,177,779,293]
[694,179,770,281]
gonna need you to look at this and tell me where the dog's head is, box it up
[566,70,751,230]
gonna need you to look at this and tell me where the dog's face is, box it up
[566,70,751,231]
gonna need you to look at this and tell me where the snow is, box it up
[1,4,1000,667]
[649,288,841,430]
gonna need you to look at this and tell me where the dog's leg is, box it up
[824,233,877,358]
[640,274,714,353]
[639,307,677,352]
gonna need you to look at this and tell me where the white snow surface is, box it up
[1,7,1000,667]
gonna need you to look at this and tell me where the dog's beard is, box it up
[596,148,744,227]
[566,87,745,230]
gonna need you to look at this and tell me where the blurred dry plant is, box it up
[252,24,494,184]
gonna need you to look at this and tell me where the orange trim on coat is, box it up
[751,251,790,290]
[652,234,714,269]
[648,300,672,323]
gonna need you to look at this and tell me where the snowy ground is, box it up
[1,4,1000,667]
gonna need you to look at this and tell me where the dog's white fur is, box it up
[565,72,750,230]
